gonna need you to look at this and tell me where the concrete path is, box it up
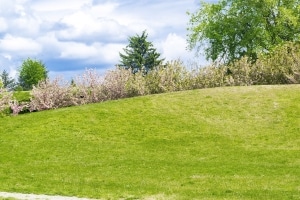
[0,192,171,200]
[0,192,96,200]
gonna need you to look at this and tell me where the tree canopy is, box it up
[187,0,300,63]
[19,58,48,90]
[119,30,164,74]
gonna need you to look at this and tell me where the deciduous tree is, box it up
[19,58,48,90]
[187,0,300,63]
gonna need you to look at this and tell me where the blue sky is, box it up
[0,0,217,80]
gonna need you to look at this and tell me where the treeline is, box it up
[1,58,48,92]
[1,42,299,116]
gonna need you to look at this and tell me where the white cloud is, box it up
[161,33,192,61]
[31,0,91,12]
[0,0,17,15]
[37,32,123,65]
[2,54,12,61]
[97,43,124,63]
[0,34,42,56]
[89,2,119,17]
[58,41,123,64]
[0,0,42,37]
[0,54,18,79]
[0,18,8,32]
[8,66,18,78]
[10,14,41,37]
[0,0,202,79]
[59,42,98,59]
[56,10,128,42]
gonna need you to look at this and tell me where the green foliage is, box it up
[119,30,164,73]
[227,42,300,85]
[0,70,15,90]
[13,85,23,92]
[6,42,299,115]
[13,91,31,102]
[13,44,300,115]
[187,0,300,63]
[18,58,48,90]
[125,60,192,95]
[0,89,13,116]
[30,78,78,111]
[0,86,299,199]
[146,60,192,93]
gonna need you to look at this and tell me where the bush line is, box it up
[1,42,299,115]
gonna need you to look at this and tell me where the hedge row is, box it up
[1,42,299,115]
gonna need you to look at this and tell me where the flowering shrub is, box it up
[228,42,300,85]
[188,64,226,89]
[10,100,29,115]
[8,42,300,115]
[0,88,13,114]
[227,58,254,86]
[30,77,77,111]
[101,68,131,100]
[0,88,30,115]
[125,69,148,97]
[74,69,104,104]
[261,42,300,84]
[149,60,190,92]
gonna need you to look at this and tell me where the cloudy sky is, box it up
[0,0,217,80]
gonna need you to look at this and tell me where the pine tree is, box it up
[119,30,164,74]
[0,70,15,90]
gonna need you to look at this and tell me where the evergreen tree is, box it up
[0,70,15,90]
[119,30,164,74]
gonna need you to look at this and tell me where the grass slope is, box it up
[0,85,299,200]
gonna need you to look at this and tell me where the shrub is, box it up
[125,69,148,97]
[0,88,13,115]
[14,85,23,91]
[10,100,29,115]
[227,58,254,86]
[189,64,227,89]
[9,41,300,115]
[142,60,192,94]
[30,77,77,111]
[13,91,31,102]
[101,68,131,100]
[74,69,104,104]
[228,42,300,85]
[262,42,300,84]
[152,61,190,92]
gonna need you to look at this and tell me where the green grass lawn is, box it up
[0,85,299,199]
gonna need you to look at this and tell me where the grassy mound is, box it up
[0,85,299,199]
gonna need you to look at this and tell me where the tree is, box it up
[19,58,48,90]
[119,30,164,74]
[187,0,300,64]
[1,70,15,90]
